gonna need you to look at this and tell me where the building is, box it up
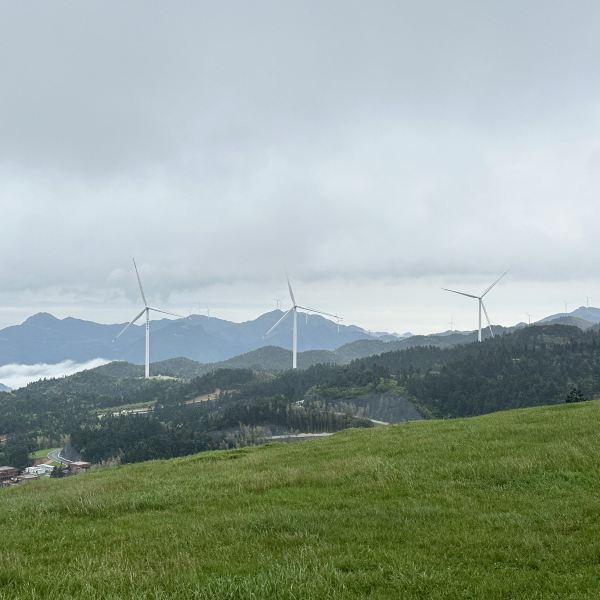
[0,466,18,481]
[69,461,91,473]
[25,464,55,476]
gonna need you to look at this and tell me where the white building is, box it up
[25,464,55,476]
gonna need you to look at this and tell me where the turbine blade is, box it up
[265,307,294,336]
[296,305,342,320]
[286,275,296,306]
[148,307,185,319]
[441,288,478,299]
[133,258,148,306]
[481,270,509,297]
[481,301,494,338]
[114,308,146,341]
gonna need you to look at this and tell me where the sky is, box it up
[1,1,600,335]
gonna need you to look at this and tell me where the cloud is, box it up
[0,359,111,391]
[0,1,599,332]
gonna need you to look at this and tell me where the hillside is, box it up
[537,315,595,330]
[145,329,499,377]
[4,323,600,463]
[539,305,600,326]
[2,401,599,598]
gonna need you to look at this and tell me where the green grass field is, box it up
[30,447,59,460]
[2,401,600,599]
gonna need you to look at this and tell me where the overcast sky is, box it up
[1,1,599,335]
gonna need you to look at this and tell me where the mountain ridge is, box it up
[0,310,376,367]
[1,305,598,369]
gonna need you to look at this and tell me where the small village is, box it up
[0,459,91,488]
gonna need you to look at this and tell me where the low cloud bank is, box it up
[0,358,111,390]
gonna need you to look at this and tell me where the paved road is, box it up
[48,449,73,465]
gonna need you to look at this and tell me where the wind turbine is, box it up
[265,276,341,369]
[442,271,508,342]
[114,258,184,379]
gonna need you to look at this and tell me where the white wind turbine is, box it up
[442,271,508,342]
[114,259,184,378]
[265,276,341,369]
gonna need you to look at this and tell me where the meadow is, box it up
[1,401,599,599]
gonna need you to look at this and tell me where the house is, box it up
[69,461,91,473]
[25,464,54,476]
[0,466,19,481]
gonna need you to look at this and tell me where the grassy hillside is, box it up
[2,401,599,598]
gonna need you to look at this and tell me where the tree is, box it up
[566,386,585,403]
[50,464,67,478]
[0,435,34,471]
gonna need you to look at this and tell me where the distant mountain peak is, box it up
[538,306,600,329]
[23,312,59,326]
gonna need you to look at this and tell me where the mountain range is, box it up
[0,306,598,375]
[0,310,381,367]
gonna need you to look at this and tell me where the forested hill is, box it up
[195,324,598,420]
[2,323,596,433]
[2,323,600,468]
[90,327,499,378]
[367,323,599,416]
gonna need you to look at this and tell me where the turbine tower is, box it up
[442,271,508,342]
[265,276,341,369]
[115,258,183,378]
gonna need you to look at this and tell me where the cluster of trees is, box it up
[71,388,372,464]
[399,325,600,416]
[0,366,256,437]
[70,415,213,464]
[0,436,34,471]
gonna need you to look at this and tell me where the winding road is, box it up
[47,449,73,465]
